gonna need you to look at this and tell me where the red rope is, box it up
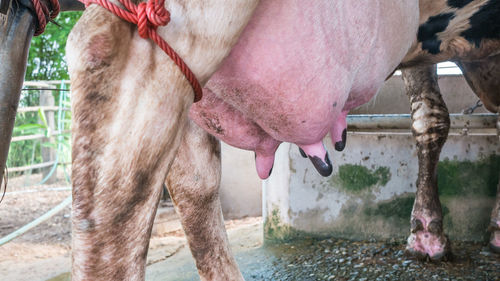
[29,0,202,102]
[81,0,202,102]
[31,0,60,36]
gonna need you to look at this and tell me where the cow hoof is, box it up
[489,242,500,254]
[489,229,500,254]
[405,218,450,261]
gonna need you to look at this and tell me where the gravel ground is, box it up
[240,238,500,281]
[2,174,499,280]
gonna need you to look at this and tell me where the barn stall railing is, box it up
[347,113,498,136]
[0,80,72,246]
[2,80,498,246]
[6,80,72,186]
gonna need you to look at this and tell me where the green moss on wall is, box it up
[264,208,318,243]
[264,209,296,242]
[438,155,500,197]
[364,195,414,221]
[336,164,391,192]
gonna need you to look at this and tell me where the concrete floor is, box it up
[145,220,500,281]
[44,216,499,281]
[147,219,263,280]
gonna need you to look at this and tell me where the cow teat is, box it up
[298,141,333,177]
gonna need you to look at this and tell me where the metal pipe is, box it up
[59,0,84,11]
[347,113,497,131]
[0,196,71,246]
[0,1,35,187]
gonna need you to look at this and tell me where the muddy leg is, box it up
[68,7,193,280]
[166,121,243,281]
[490,178,500,253]
[456,58,500,253]
[402,65,451,260]
[490,117,500,253]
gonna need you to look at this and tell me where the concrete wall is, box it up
[353,74,488,114]
[263,75,499,242]
[220,142,262,219]
[220,75,494,222]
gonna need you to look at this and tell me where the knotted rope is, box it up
[29,0,202,102]
[81,0,202,102]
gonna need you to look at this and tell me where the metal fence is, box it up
[7,80,72,185]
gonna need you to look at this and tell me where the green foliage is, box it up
[364,195,415,221]
[8,97,44,169]
[8,85,72,178]
[25,11,82,81]
[7,11,80,176]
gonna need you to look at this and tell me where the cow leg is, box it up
[166,120,243,281]
[402,65,451,260]
[456,57,500,253]
[492,116,500,253]
[68,7,195,280]
[0,1,35,186]
[71,110,189,281]
[490,175,500,253]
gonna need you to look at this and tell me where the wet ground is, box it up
[146,220,499,281]
[240,239,499,281]
[2,182,498,281]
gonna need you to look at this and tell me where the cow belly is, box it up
[189,87,280,153]
[189,88,281,179]
[190,0,419,178]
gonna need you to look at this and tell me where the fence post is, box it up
[40,90,57,184]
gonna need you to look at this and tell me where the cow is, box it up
[188,0,500,263]
[399,0,500,260]
[0,0,498,280]
[66,1,418,279]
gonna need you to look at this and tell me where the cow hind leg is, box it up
[492,116,500,253]
[487,108,500,254]
[166,121,243,281]
[402,65,451,260]
[456,57,500,254]
[490,177,500,253]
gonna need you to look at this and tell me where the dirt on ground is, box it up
[0,173,260,280]
[0,174,72,261]
[1,174,499,281]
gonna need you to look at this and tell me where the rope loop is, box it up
[88,0,202,101]
[146,0,169,27]
[31,0,202,102]
[137,3,150,38]
[32,0,60,36]
[136,0,169,39]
